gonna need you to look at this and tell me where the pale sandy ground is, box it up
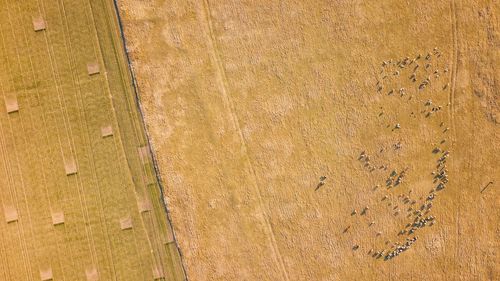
[117,1,499,280]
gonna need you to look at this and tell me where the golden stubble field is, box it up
[117,1,499,280]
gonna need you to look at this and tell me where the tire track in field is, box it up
[201,1,291,281]
[449,0,461,278]
[450,0,458,138]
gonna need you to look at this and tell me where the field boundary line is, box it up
[84,0,157,278]
[93,0,168,273]
[109,0,191,279]
[95,5,163,261]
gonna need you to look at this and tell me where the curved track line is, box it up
[201,1,291,280]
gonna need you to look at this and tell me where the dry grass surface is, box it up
[116,1,499,280]
[0,0,184,280]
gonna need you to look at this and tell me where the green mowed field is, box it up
[0,0,185,280]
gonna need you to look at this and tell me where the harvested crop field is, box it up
[0,1,185,280]
[116,0,499,280]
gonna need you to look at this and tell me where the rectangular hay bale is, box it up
[142,172,156,186]
[4,205,18,223]
[4,95,19,113]
[51,211,64,225]
[85,267,99,281]
[32,17,46,31]
[40,267,53,281]
[64,157,77,175]
[137,197,152,213]
[120,216,133,230]
[101,125,113,137]
[87,62,100,75]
